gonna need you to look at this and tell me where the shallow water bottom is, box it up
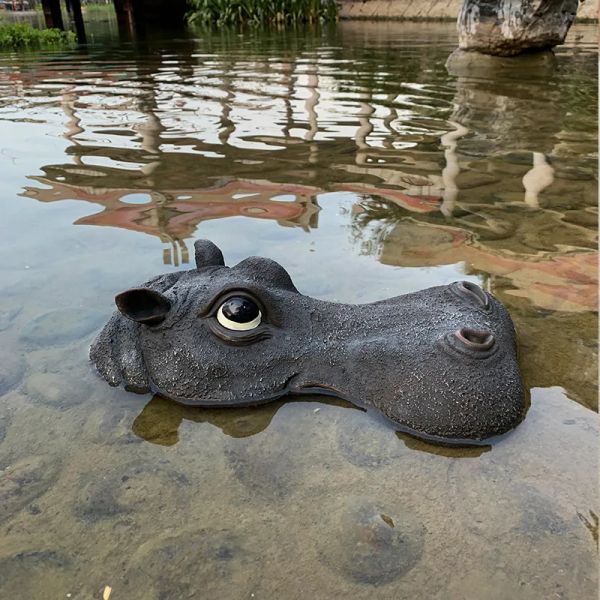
[0,377,597,598]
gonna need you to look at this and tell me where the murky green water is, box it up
[0,19,597,599]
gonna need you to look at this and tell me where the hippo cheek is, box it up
[343,332,524,443]
[141,344,299,407]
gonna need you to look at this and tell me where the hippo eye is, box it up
[217,297,262,331]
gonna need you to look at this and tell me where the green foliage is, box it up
[0,22,76,49]
[82,3,115,14]
[186,0,337,26]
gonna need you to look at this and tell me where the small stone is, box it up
[318,496,425,585]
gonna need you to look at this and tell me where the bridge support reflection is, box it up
[41,0,86,43]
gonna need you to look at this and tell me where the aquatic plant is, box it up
[82,2,115,13]
[0,22,76,49]
[186,0,337,26]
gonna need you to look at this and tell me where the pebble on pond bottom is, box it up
[318,496,425,585]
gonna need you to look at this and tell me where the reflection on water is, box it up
[132,394,359,444]
[396,432,492,458]
[0,20,597,599]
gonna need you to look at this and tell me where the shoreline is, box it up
[337,0,598,22]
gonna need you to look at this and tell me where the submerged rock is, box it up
[120,529,258,599]
[85,406,142,445]
[0,456,61,523]
[74,460,190,523]
[0,349,25,396]
[457,0,579,56]
[24,371,92,410]
[0,551,72,598]
[224,429,301,500]
[0,306,21,332]
[20,308,99,348]
[337,415,405,468]
[318,496,425,585]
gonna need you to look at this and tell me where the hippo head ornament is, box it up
[90,240,525,444]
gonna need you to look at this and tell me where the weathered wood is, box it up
[41,0,64,30]
[113,0,138,37]
[457,0,579,56]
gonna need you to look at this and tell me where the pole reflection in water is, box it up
[522,151,555,208]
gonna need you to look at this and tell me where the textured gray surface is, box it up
[457,0,579,56]
[90,240,524,442]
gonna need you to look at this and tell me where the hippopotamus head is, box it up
[90,240,524,443]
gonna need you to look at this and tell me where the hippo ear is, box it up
[194,239,225,269]
[115,288,171,326]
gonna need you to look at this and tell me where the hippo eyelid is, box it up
[197,287,264,319]
[200,289,275,346]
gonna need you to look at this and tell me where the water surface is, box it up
[0,20,597,599]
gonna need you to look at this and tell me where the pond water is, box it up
[0,19,597,599]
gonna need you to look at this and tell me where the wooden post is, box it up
[41,0,64,30]
[69,0,87,43]
[113,0,137,38]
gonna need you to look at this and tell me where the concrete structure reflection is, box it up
[14,41,455,259]
[23,176,321,265]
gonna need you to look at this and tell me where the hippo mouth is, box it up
[290,381,345,396]
[285,376,518,448]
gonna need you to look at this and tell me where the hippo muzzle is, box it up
[90,240,525,443]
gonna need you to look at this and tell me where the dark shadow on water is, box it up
[396,431,491,458]
[133,393,511,458]
[132,394,359,445]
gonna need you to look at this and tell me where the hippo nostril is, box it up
[455,328,495,351]
[455,281,490,309]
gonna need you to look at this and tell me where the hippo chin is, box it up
[90,240,525,444]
